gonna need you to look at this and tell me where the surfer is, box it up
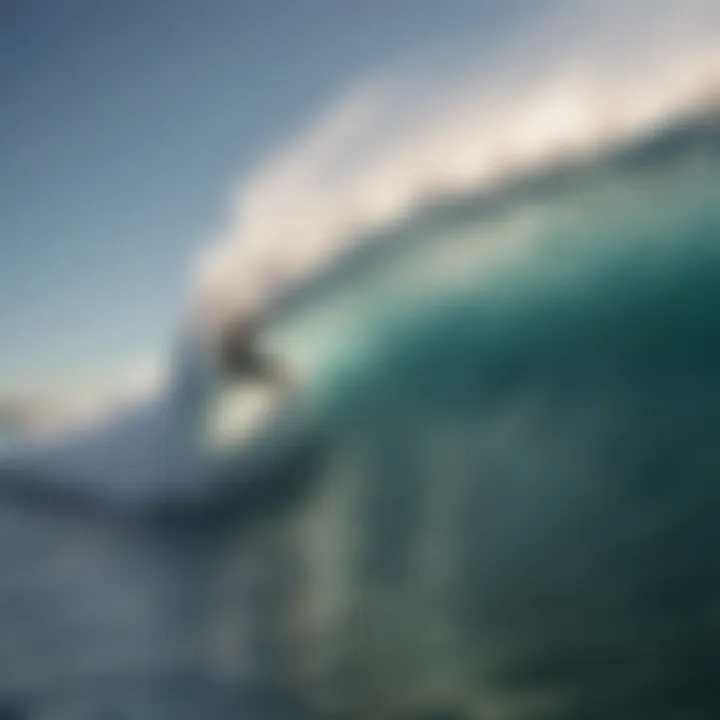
[217,313,292,393]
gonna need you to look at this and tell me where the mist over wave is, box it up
[193,0,719,341]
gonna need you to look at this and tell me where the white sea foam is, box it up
[192,0,719,337]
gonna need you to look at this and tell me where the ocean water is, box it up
[1,105,719,720]
[221,111,720,719]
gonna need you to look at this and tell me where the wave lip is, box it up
[193,0,720,335]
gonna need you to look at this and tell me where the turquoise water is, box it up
[246,113,720,718]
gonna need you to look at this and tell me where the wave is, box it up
[252,102,720,718]
[2,104,719,715]
[1,5,720,714]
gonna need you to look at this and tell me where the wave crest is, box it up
[192,0,719,336]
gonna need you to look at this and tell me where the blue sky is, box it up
[0,0,533,396]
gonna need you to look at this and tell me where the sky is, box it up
[0,0,540,399]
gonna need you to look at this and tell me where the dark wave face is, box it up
[231,113,720,719]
